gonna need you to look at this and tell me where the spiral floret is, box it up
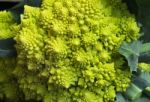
[0,11,17,39]
[14,0,139,101]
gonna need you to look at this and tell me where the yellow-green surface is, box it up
[0,0,140,102]
[14,0,139,101]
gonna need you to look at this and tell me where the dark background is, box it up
[0,2,19,10]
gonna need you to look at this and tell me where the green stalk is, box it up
[125,83,142,101]
[144,86,150,96]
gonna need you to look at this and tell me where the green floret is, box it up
[14,0,139,101]
[103,86,116,101]
[46,37,68,55]
[15,7,45,71]
[138,63,150,73]
[0,10,21,101]
[48,67,78,88]
[0,11,17,39]
[0,58,20,101]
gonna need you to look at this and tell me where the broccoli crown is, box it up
[138,63,150,73]
[14,0,139,101]
[0,58,20,101]
[0,11,17,39]
[0,11,20,101]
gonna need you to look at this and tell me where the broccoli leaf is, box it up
[139,43,150,62]
[133,97,150,102]
[133,77,149,90]
[139,72,150,84]
[119,41,142,72]
[115,93,126,102]
[140,43,150,53]
[139,53,150,63]
[0,38,17,57]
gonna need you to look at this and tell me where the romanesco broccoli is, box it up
[13,0,140,102]
[0,11,20,101]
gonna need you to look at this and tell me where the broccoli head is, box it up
[0,11,20,101]
[14,0,139,101]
